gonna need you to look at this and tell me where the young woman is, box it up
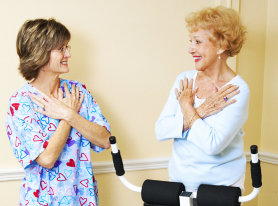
[6,18,110,206]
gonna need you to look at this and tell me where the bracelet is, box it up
[189,112,199,128]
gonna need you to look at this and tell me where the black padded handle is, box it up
[109,136,125,176]
[111,150,125,176]
[250,160,262,188]
[250,145,262,188]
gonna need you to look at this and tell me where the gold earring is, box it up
[218,55,221,60]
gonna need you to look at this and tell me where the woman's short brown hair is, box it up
[16,18,71,81]
[185,6,246,57]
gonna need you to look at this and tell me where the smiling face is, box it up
[188,29,221,72]
[45,43,71,75]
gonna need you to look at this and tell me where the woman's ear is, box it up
[217,40,228,55]
[217,48,225,55]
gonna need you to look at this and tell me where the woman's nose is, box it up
[64,49,71,58]
[188,44,195,54]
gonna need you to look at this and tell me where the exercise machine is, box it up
[109,136,262,206]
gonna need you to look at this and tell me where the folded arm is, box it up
[155,75,241,143]
[31,83,110,168]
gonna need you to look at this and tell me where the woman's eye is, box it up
[189,40,201,45]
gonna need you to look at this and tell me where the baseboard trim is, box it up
[259,151,278,165]
[0,157,170,182]
[0,152,277,182]
[93,157,170,174]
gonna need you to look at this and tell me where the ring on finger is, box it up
[224,96,228,101]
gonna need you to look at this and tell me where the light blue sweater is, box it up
[155,70,249,191]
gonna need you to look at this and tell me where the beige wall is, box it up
[259,0,278,205]
[0,0,277,206]
[261,0,278,152]
[238,0,267,149]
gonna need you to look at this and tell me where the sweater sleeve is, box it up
[187,81,250,155]
[155,73,190,141]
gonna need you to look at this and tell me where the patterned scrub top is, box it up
[6,79,111,206]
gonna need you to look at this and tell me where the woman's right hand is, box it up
[196,84,240,119]
[30,83,84,120]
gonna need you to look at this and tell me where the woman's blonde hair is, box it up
[185,6,246,57]
[16,18,71,81]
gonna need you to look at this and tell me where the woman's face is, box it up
[45,43,71,75]
[188,29,219,71]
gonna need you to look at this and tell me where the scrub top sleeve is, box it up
[6,98,47,169]
[82,85,111,153]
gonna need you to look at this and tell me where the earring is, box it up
[218,55,221,60]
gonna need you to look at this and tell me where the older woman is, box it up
[6,18,110,206]
[155,6,248,200]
